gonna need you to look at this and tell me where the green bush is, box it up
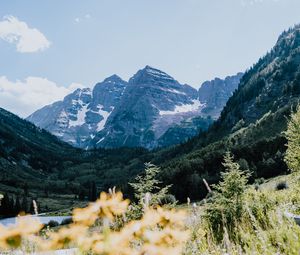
[205,151,250,241]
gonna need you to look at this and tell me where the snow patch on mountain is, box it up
[96,137,105,144]
[145,67,173,80]
[96,105,113,131]
[159,100,204,115]
[69,103,89,127]
[160,87,187,95]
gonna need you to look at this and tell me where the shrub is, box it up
[46,220,59,228]
[284,105,300,172]
[275,180,289,190]
[159,194,177,205]
[60,218,73,225]
[205,151,250,241]
[255,177,265,185]
[128,163,173,220]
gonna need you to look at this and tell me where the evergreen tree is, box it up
[23,183,29,196]
[10,196,15,216]
[284,105,300,172]
[205,152,250,241]
[129,163,172,209]
[91,182,97,201]
[88,181,97,201]
[88,183,92,201]
[21,196,28,213]
[29,200,34,214]
[0,193,11,216]
[79,190,85,200]
[14,196,21,215]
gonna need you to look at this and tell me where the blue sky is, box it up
[1,0,300,117]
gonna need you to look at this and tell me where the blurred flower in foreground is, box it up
[0,191,189,255]
[0,217,42,249]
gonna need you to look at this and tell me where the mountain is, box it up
[28,66,242,149]
[90,66,204,148]
[153,25,300,201]
[27,75,127,148]
[199,73,244,118]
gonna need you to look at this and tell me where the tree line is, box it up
[0,193,36,217]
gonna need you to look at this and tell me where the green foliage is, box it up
[88,181,97,201]
[284,105,300,172]
[186,175,300,255]
[205,152,250,241]
[130,163,171,205]
[128,163,173,219]
[275,180,288,190]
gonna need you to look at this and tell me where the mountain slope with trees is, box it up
[0,107,148,213]
[152,24,300,201]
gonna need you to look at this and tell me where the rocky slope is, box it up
[27,66,242,149]
[27,75,127,148]
[199,73,244,118]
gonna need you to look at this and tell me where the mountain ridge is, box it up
[27,66,242,149]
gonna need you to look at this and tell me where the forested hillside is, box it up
[0,107,149,212]
[152,25,300,201]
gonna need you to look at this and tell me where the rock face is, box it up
[27,75,127,148]
[90,66,204,148]
[198,73,243,118]
[27,66,242,149]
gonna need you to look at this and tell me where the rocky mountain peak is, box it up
[103,74,125,84]
[129,65,176,85]
[63,87,92,104]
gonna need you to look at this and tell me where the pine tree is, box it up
[79,190,85,200]
[21,196,28,213]
[284,105,300,172]
[0,193,11,216]
[88,181,97,201]
[205,151,250,241]
[23,183,29,196]
[91,182,97,201]
[129,163,172,208]
[30,199,34,214]
[14,196,21,215]
[9,196,15,216]
[216,152,250,201]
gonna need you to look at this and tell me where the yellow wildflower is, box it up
[0,217,42,249]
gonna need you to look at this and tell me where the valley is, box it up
[1,25,300,214]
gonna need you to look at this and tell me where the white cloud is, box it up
[0,16,51,53]
[74,14,91,24]
[0,76,84,117]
